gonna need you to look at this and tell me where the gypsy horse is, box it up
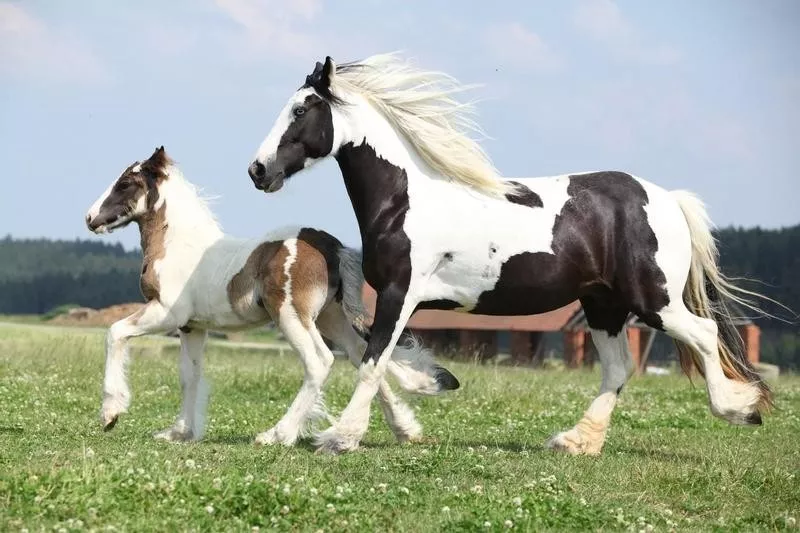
[248,53,773,455]
[85,146,458,445]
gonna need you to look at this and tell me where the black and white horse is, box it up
[247,53,772,455]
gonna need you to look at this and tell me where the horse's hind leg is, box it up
[255,311,333,446]
[657,304,761,424]
[315,304,423,443]
[548,304,632,455]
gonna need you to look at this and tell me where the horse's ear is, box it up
[321,56,336,87]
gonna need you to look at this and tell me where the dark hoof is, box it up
[435,366,460,391]
[744,411,763,425]
[103,416,118,432]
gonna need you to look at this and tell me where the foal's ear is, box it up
[321,56,336,87]
[143,146,170,172]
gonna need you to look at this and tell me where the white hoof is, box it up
[314,427,361,455]
[254,426,297,447]
[392,420,424,444]
[709,380,763,426]
[100,394,129,431]
[546,427,604,456]
[153,426,196,442]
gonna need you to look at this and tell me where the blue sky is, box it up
[1,0,798,250]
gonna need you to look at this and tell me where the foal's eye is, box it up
[293,107,306,117]
[118,181,131,191]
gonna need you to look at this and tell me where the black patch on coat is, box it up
[505,181,543,208]
[179,325,192,333]
[471,171,669,336]
[416,299,462,311]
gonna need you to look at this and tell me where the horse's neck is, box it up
[334,102,437,240]
[138,173,223,261]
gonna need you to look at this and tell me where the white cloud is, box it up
[0,2,107,85]
[572,0,681,66]
[484,23,563,72]
[213,0,323,61]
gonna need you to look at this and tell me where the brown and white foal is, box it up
[85,147,458,445]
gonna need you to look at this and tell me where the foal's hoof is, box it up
[153,427,195,442]
[103,416,118,432]
[314,429,360,455]
[254,427,297,447]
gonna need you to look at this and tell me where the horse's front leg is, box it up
[154,328,208,442]
[101,301,181,430]
[315,283,419,454]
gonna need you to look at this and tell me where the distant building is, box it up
[361,286,760,372]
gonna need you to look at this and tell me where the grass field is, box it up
[1,324,798,532]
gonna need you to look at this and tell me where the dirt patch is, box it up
[49,303,145,327]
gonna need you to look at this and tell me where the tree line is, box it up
[1,226,797,366]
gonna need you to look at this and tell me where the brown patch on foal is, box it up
[227,241,287,319]
[289,229,342,327]
[226,229,344,326]
[135,147,172,302]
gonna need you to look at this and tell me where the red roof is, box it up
[362,285,581,332]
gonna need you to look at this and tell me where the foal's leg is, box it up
[255,311,333,446]
[315,284,419,454]
[101,302,182,430]
[315,305,423,443]
[154,328,209,442]
[547,327,634,455]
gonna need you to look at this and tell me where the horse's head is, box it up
[248,57,343,193]
[86,146,170,234]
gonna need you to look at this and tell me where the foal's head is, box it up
[248,57,342,193]
[86,146,171,234]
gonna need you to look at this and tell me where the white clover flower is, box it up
[326,503,336,513]
[280,505,290,515]
[205,505,214,514]
[184,459,196,469]
[441,506,450,513]
[85,448,95,459]
[504,519,514,528]
[399,486,410,495]
[470,485,483,494]
[212,478,222,490]
[483,521,491,528]
[244,474,254,484]
[512,496,522,507]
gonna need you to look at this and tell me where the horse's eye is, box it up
[293,107,306,117]
[118,181,131,191]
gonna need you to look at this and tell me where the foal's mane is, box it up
[330,53,515,198]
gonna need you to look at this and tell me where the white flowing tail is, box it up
[337,246,460,395]
[671,190,773,411]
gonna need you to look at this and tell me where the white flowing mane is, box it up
[331,53,515,198]
[160,164,223,236]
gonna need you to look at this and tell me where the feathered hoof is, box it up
[314,428,361,455]
[153,427,196,443]
[434,366,460,391]
[254,427,297,447]
[546,429,604,456]
[102,415,118,432]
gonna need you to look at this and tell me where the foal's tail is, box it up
[672,190,773,413]
[336,247,460,395]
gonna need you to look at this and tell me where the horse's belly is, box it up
[424,249,580,316]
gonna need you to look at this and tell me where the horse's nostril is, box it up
[249,161,266,181]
